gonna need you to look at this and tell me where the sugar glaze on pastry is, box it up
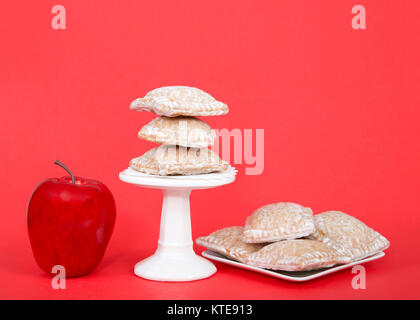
[129,145,229,176]
[243,202,315,243]
[138,116,216,148]
[247,239,351,271]
[196,226,265,263]
[309,211,390,261]
[130,86,229,117]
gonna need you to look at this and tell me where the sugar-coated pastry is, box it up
[138,116,216,148]
[130,86,229,117]
[309,211,390,261]
[243,202,315,243]
[196,226,265,263]
[129,145,229,176]
[247,239,351,271]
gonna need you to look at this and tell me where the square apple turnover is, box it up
[247,239,351,271]
[138,116,216,148]
[243,202,315,243]
[309,211,390,261]
[129,145,229,176]
[130,86,229,117]
[196,226,265,263]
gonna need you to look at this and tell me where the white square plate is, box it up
[202,250,385,282]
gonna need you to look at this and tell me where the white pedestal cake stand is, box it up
[119,167,236,282]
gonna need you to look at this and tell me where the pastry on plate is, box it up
[247,239,351,271]
[138,116,216,148]
[243,202,315,243]
[129,145,229,176]
[309,211,390,261]
[196,226,265,263]
[130,86,229,117]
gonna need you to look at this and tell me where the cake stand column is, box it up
[158,189,193,252]
[134,188,217,281]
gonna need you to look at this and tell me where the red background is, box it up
[1,0,419,299]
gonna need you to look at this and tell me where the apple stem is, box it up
[54,160,75,184]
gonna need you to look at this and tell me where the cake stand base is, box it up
[119,167,236,282]
[135,249,216,281]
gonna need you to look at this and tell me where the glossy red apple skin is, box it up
[27,176,116,277]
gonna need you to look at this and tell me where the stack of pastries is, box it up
[196,203,390,271]
[129,86,230,176]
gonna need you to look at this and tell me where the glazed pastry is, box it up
[138,116,216,148]
[247,239,351,271]
[129,145,229,176]
[130,86,229,117]
[196,226,265,263]
[309,211,390,261]
[243,202,315,243]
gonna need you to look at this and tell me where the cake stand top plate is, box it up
[119,166,237,189]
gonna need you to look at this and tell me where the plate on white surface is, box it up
[202,250,385,282]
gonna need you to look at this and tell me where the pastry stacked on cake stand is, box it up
[119,86,236,282]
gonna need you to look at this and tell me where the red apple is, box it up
[27,160,116,277]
